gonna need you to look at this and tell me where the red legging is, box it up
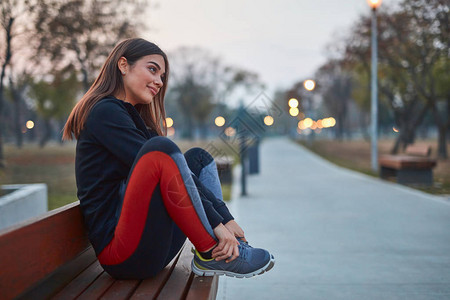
[98,137,217,279]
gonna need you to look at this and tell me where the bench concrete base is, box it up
[380,167,433,186]
[0,184,48,231]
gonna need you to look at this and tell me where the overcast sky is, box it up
[144,0,400,101]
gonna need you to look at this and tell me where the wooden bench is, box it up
[379,145,437,186]
[404,144,432,157]
[0,201,218,300]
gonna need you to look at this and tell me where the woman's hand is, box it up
[212,223,239,263]
[224,220,247,242]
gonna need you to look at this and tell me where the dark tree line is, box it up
[284,0,449,158]
[0,0,262,168]
[0,0,148,167]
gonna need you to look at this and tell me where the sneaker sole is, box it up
[192,254,276,278]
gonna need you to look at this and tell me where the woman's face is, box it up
[120,54,166,106]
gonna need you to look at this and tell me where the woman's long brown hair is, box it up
[62,38,169,140]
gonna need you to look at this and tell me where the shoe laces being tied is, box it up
[237,237,252,248]
[235,243,248,260]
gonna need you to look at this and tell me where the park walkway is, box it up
[216,137,450,300]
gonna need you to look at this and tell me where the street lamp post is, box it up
[367,0,381,171]
[303,79,316,144]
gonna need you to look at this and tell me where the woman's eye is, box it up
[149,67,157,72]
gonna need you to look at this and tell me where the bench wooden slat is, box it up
[405,145,431,157]
[130,243,183,299]
[0,201,91,300]
[76,271,115,298]
[157,240,195,299]
[379,155,437,169]
[51,260,104,300]
[18,247,97,300]
[99,279,141,300]
[186,276,218,300]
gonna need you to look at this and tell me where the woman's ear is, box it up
[118,57,128,75]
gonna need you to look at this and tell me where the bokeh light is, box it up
[264,115,274,126]
[393,127,399,133]
[224,127,236,137]
[167,127,175,136]
[322,117,336,128]
[166,117,174,128]
[316,119,323,129]
[367,0,382,9]
[288,98,299,108]
[303,118,313,128]
[329,117,336,127]
[289,107,299,117]
[304,80,316,91]
[26,120,35,129]
[298,120,306,130]
[215,116,225,127]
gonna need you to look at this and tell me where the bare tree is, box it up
[0,0,36,167]
[343,0,449,157]
[34,0,147,91]
[314,61,353,140]
[168,47,261,139]
[28,65,79,147]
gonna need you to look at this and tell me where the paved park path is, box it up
[216,137,450,300]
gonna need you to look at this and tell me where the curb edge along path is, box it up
[217,137,450,300]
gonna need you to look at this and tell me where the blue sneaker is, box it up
[191,244,275,278]
[236,237,252,248]
[236,237,276,273]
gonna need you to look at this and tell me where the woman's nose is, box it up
[154,77,163,87]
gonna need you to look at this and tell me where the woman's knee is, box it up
[138,136,181,157]
[184,147,215,176]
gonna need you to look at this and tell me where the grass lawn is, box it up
[1,143,78,210]
[297,138,450,195]
[0,139,238,210]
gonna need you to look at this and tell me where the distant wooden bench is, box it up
[0,202,218,300]
[215,156,234,184]
[379,145,437,186]
[404,144,432,157]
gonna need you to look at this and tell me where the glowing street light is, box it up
[303,118,313,128]
[288,98,299,108]
[26,120,35,129]
[224,127,236,137]
[368,0,381,171]
[289,107,299,117]
[316,119,323,129]
[304,80,316,91]
[322,117,337,128]
[298,120,307,130]
[215,116,225,127]
[367,0,382,9]
[329,117,336,127]
[166,117,174,128]
[264,115,274,126]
